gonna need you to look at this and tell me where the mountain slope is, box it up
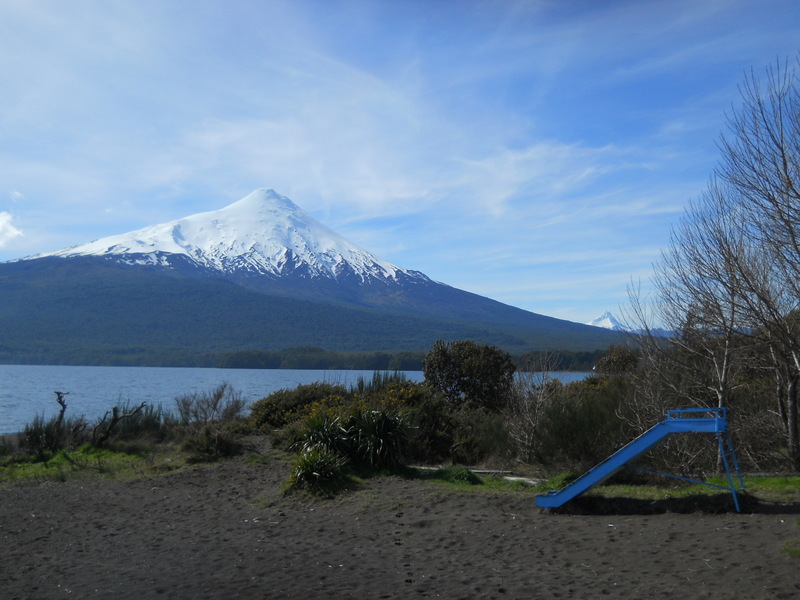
[0,257,621,364]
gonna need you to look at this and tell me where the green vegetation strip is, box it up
[0,444,145,483]
[576,476,800,503]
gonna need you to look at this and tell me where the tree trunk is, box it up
[787,375,800,471]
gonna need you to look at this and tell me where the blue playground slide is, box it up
[535,408,744,511]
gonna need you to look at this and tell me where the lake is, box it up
[0,365,589,435]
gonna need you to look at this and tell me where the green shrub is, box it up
[19,413,88,459]
[295,412,352,457]
[181,424,244,463]
[287,448,352,496]
[395,388,455,464]
[451,409,511,466]
[0,436,15,457]
[293,407,410,472]
[271,419,306,452]
[423,339,516,412]
[249,382,349,430]
[507,376,631,472]
[346,409,409,470]
[369,383,507,466]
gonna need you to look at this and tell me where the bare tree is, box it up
[625,57,800,470]
[625,176,751,416]
[716,58,800,469]
[504,352,563,465]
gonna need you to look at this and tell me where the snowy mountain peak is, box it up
[32,188,423,283]
[586,311,631,332]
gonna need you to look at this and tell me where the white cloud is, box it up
[0,212,22,246]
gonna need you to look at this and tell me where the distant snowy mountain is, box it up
[587,311,675,338]
[32,188,426,285]
[586,311,632,332]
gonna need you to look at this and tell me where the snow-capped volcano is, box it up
[34,189,424,284]
[1,189,626,364]
[586,311,631,332]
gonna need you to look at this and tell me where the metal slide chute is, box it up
[535,408,745,512]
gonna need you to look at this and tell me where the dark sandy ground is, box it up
[1,446,799,599]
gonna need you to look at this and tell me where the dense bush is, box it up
[293,407,410,472]
[295,412,352,457]
[451,408,512,467]
[181,423,244,463]
[400,390,456,464]
[249,382,349,430]
[255,374,514,468]
[346,409,409,470]
[171,384,248,462]
[504,342,792,477]
[423,339,516,412]
[505,373,632,473]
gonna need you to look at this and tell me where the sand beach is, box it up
[1,446,799,599]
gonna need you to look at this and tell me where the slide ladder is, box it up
[535,408,745,512]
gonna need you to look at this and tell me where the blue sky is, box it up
[1,0,799,324]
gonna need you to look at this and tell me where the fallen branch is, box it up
[92,402,147,448]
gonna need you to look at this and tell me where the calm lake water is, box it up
[0,365,589,435]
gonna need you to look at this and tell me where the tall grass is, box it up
[19,413,88,459]
[350,371,409,396]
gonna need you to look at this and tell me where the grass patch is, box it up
[582,475,800,503]
[534,471,580,493]
[782,539,800,559]
[244,452,271,466]
[0,444,144,483]
[529,472,800,514]
[0,440,208,484]
[531,472,800,502]
[422,465,484,486]
[729,476,800,501]
[780,517,800,559]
